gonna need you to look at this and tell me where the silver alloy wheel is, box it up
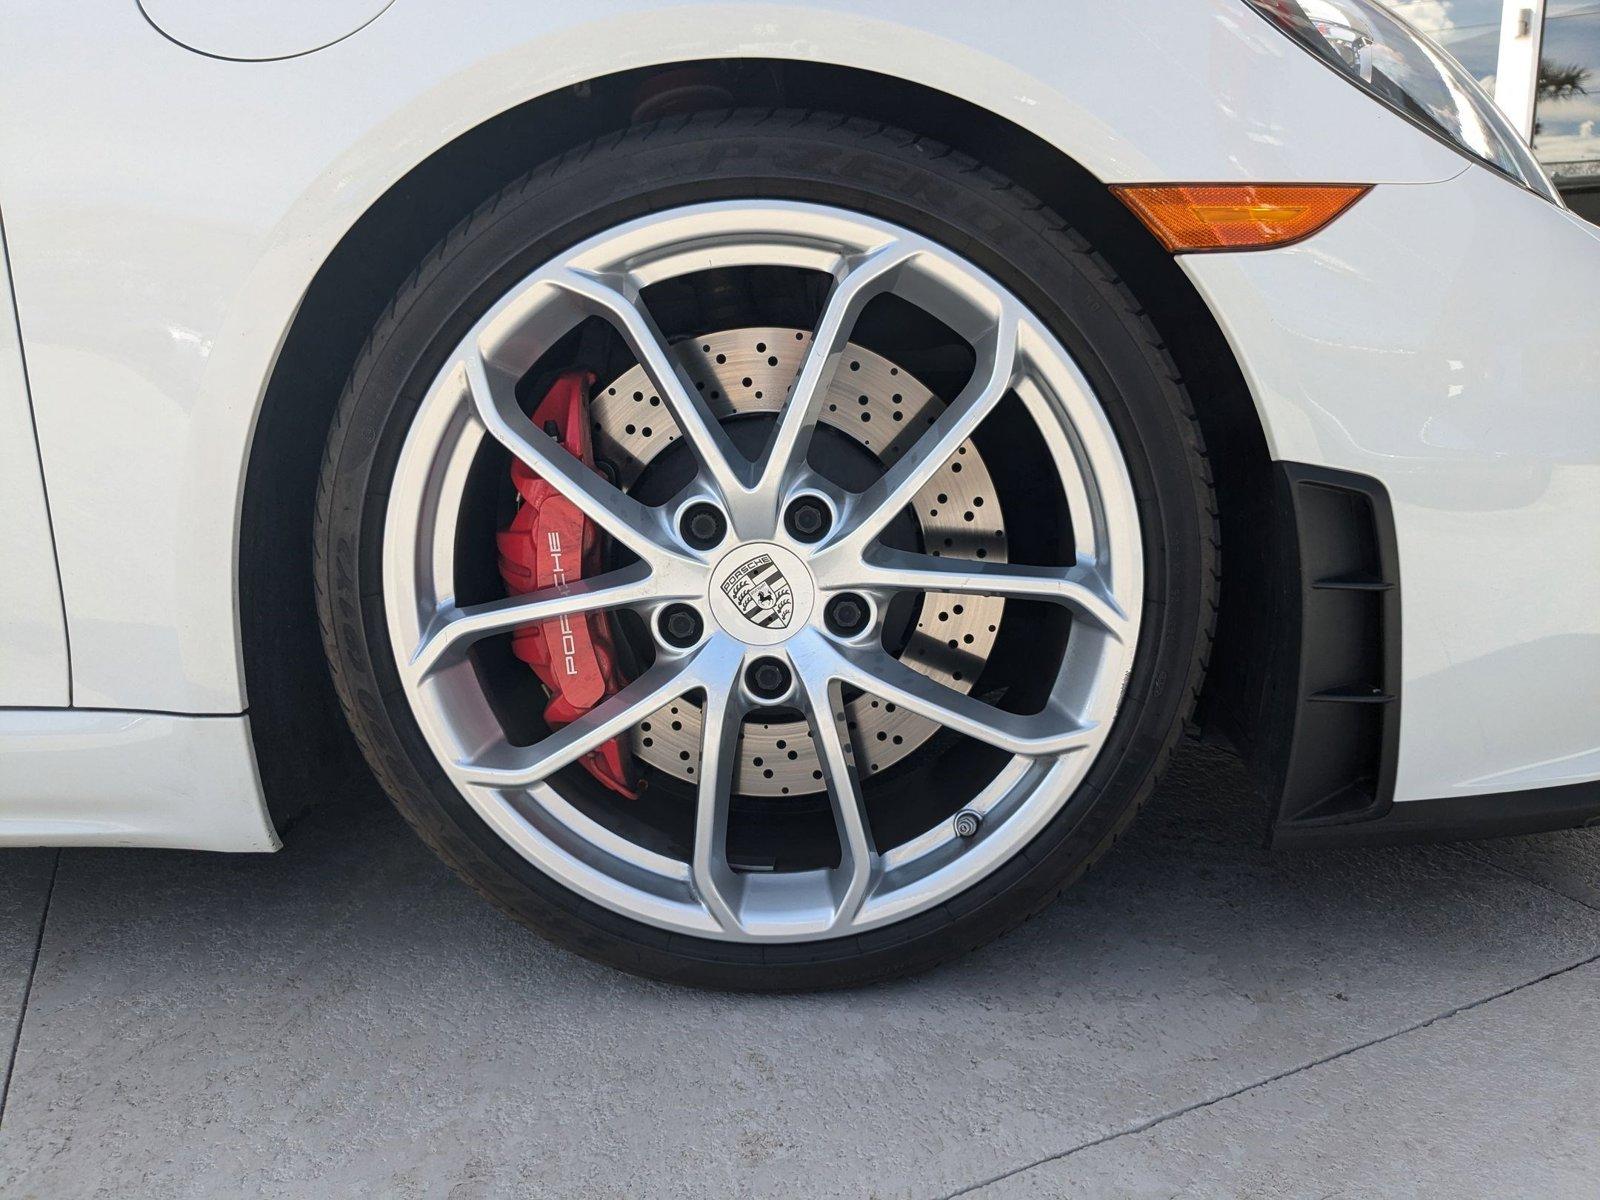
[382,201,1142,943]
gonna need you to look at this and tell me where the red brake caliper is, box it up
[495,368,638,797]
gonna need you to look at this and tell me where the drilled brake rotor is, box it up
[592,328,1008,795]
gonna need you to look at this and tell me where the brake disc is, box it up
[591,328,1007,795]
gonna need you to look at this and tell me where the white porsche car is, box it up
[3,0,1597,988]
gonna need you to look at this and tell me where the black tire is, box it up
[314,110,1218,990]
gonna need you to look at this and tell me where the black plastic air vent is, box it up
[1271,465,1401,842]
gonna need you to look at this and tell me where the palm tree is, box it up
[1538,60,1591,102]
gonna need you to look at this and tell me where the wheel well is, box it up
[241,59,1277,830]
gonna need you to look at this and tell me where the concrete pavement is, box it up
[1,742,1598,1198]
[0,851,53,1118]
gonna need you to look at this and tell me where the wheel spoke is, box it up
[406,562,664,681]
[829,306,1020,553]
[456,654,703,789]
[795,661,878,929]
[688,641,749,932]
[852,549,1130,642]
[461,351,671,563]
[554,268,750,504]
[753,241,918,500]
[828,643,1094,757]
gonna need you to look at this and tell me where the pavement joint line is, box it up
[935,941,1600,1199]
[1448,843,1600,915]
[0,849,60,1132]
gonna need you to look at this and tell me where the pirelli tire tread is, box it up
[313,109,1219,990]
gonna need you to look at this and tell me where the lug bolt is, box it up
[824,593,870,637]
[658,604,704,649]
[680,502,727,550]
[784,495,832,543]
[745,656,793,701]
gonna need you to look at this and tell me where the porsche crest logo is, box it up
[719,553,795,630]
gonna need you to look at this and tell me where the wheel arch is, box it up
[241,59,1279,830]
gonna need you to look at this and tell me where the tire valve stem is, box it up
[952,809,982,839]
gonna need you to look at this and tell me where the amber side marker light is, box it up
[1110,184,1372,252]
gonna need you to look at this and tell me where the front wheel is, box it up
[314,111,1216,989]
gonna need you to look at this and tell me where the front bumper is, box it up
[1183,163,1600,810]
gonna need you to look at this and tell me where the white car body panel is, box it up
[1183,164,1600,801]
[0,0,1593,847]
[0,216,69,706]
[138,0,397,61]
[0,711,277,850]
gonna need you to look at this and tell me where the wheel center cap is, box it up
[707,542,815,646]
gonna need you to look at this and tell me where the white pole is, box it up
[1494,0,1547,141]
